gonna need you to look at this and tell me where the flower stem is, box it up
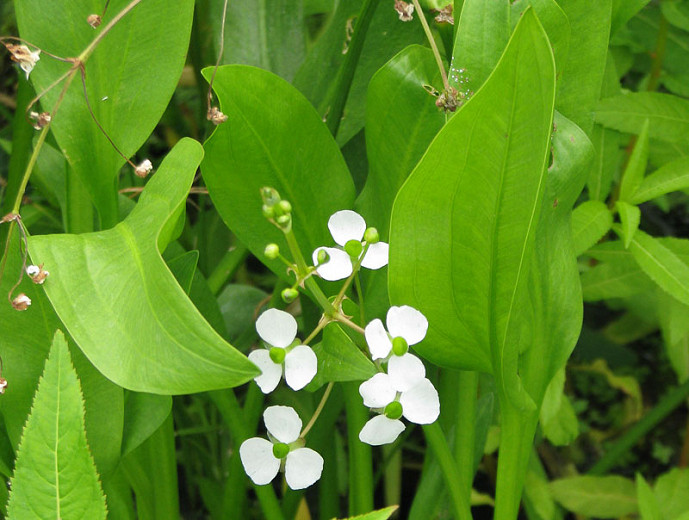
[454,370,479,505]
[78,0,142,62]
[301,382,334,438]
[411,0,449,90]
[206,244,249,295]
[343,382,374,515]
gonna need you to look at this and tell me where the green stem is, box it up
[422,422,472,520]
[343,383,374,515]
[454,371,479,504]
[411,0,449,90]
[589,377,689,475]
[206,243,249,295]
[493,400,539,520]
[65,166,94,233]
[324,0,378,137]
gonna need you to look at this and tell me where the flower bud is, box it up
[87,14,102,28]
[264,243,280,260]
[278,200,292,215]
[344,239,363,259]
[316,249,330,265]
[281,287,298,303]
[260,187,281,207]
[207,106,228,125]
[262,204,275,219]
[363,227,379,244]
[276,214,291,227]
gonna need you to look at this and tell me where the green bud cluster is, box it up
[281,287,299,303]
[260,186,293,231]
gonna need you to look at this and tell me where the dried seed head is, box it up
[11,293,31,311]
[435,86,462,113]
[26,264,49,284]
[0,378,7,394]
[134,159,153,179]
[434,5,454,24]
[207,106,228,125]
[4,43,40,79]
[394,0,414,21]
[87,14,102,28]
[28,111,51,130]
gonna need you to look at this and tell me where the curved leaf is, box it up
[389,8,556,398]
[571,200,612,256]
[15,0,194,226]
[201,65,355,279]
[7,331,107,520]
[29,139,258,394]
[550,475,638,518]
[632,156,689,204]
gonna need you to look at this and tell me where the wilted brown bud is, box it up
[28,111,51,130]
[394,0,414,21]
[434,5,454,24]
[11,293,31,311]
[435,86,462,113]
[87,14,102,28]
[0,378,7,394]
[207,106,228,125]
[0,213,19,224]
[26,264,49,284]
[134,159,153,178]
[4,43,40,79]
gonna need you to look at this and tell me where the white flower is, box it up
[248,308,317,393]
[240,406,324,490]
[312,210,389,281]
[365,305,428,360]
[134,159,153,178]
[358,358,439,446]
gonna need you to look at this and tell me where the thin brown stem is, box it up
[411,0,449,90]
[207,0,229,117]
[0,36,72,62]
[78,0,142,62]
[25,66,75,120]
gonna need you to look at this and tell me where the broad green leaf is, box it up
[556,0,612,135]
[549,475,638,518]
[662,0,689,32]
[338,505,398,520]
[389,8,556,400]
[572,200,612,256]
[218,284,268,347]
[121,392,172,457]
[611,0,652,34]
[636,473,662,520]
[654,468,689,519]
[29,139,258,394]
[15,0,194,227]
[632,156,689,204]
[210,0,306,82]
[539,369,578,446]
[596,92,689,143]
[293,0,425,145]
[308,324,376,390]
[167,250,200,295]
[626,229,689,306]
[615,201,641,249]
[581,257,654,301]
[202,65,355,282]
[451,0,509,94]
[7,331,107,520]
[511,0,570,74]
[619,119,650,202]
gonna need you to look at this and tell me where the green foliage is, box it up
[549,475,638,518]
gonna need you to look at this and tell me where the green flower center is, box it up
[384,401,403,420]
[392,336,408,356]
[344,239,363,258]
[269,347,286,364]
[272,442,290,459]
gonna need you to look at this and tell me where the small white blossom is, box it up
[134,159,153,178]
[365,305,428,360]
[248,308,317,393]
[240,406,324,489]
[26,264,49,284]
[312,210,389,281]
[359,360,440,446]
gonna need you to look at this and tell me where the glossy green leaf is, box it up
[29,139,258,394]
[202,65,355,280]
[511,0,570,74]
[626,229,689,307]
[632,156,689,204]
[581,259,654,301]
[167,250,199,295]
[571,200,612,256]
[15,0,194,227]
[121,392,172,457]
[596,92,689,143]
[654,468,689,519]
[539,369,578,446]
[549,475,638,518]
[7,331,107,520]
[389,9,555,393]
[308,324,376,390]
[615,201,641,249]
[636,473,662,520]
[556,0,612,135]
[218,284,268,346]
[619,119,650,202]
[451,0,509,94]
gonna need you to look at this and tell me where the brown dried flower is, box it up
[0,378,7,394]
[4,43,40,79]
[0,213,19,224]
[434,5,454,24]
[26,264,49,285]
[87,14,102,28]
[394,0,414,21]
[207,106,228,125]
[11,293,31,311]
[29,111,51,130]
[134,159,153,179]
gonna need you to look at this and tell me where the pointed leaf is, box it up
[654,468,689,519]
[615,201,641,249]
[549,475,638,517]
[619,119,650,202]
[29,139,259,394]
[7,331,107,520]
[571,200,613,256]
[636,473,662,520]
[632,156,689,204]
[338,505,399,520]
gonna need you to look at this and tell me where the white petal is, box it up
[284,448,324,489]
[248,350,283,394]
[359,373,396,408]
[388,353,426,392]
[386,305,428,345]
[284,345,318,391]
[256,308,298,348]
[263,405,302,443]
[239,437,280,486]
[365,319,392,360]
[313,247,353,281]
[361,242,389,270]
[400,378,440,424]
[328,210,366,246]
[359,416,405,446]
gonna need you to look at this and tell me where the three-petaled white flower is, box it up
[312,210,389,281]
[358,356,440,446]
[240,406,324,490]
[364,305,428,361]
[248,308,317,393]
